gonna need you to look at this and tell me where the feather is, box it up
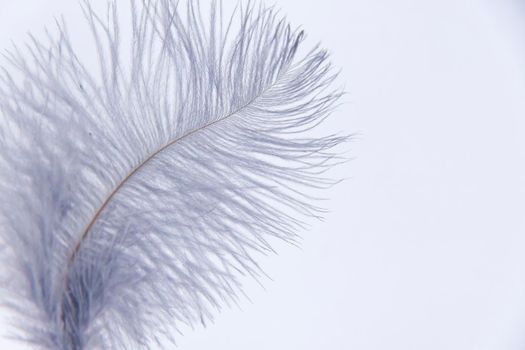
[0,0,346,349]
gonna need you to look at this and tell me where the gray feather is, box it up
[0,0,346,349]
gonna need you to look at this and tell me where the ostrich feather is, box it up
[0,0,346,349]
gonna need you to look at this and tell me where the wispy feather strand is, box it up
[0,0,346,349]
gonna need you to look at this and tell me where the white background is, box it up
[1,0,525,349]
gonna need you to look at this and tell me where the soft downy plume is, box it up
[0,1,346,349]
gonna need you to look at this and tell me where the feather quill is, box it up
[0,0,346,349]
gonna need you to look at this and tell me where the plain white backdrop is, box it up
[1,0,525,349]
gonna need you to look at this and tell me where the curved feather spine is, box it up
[67,55,302,263]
